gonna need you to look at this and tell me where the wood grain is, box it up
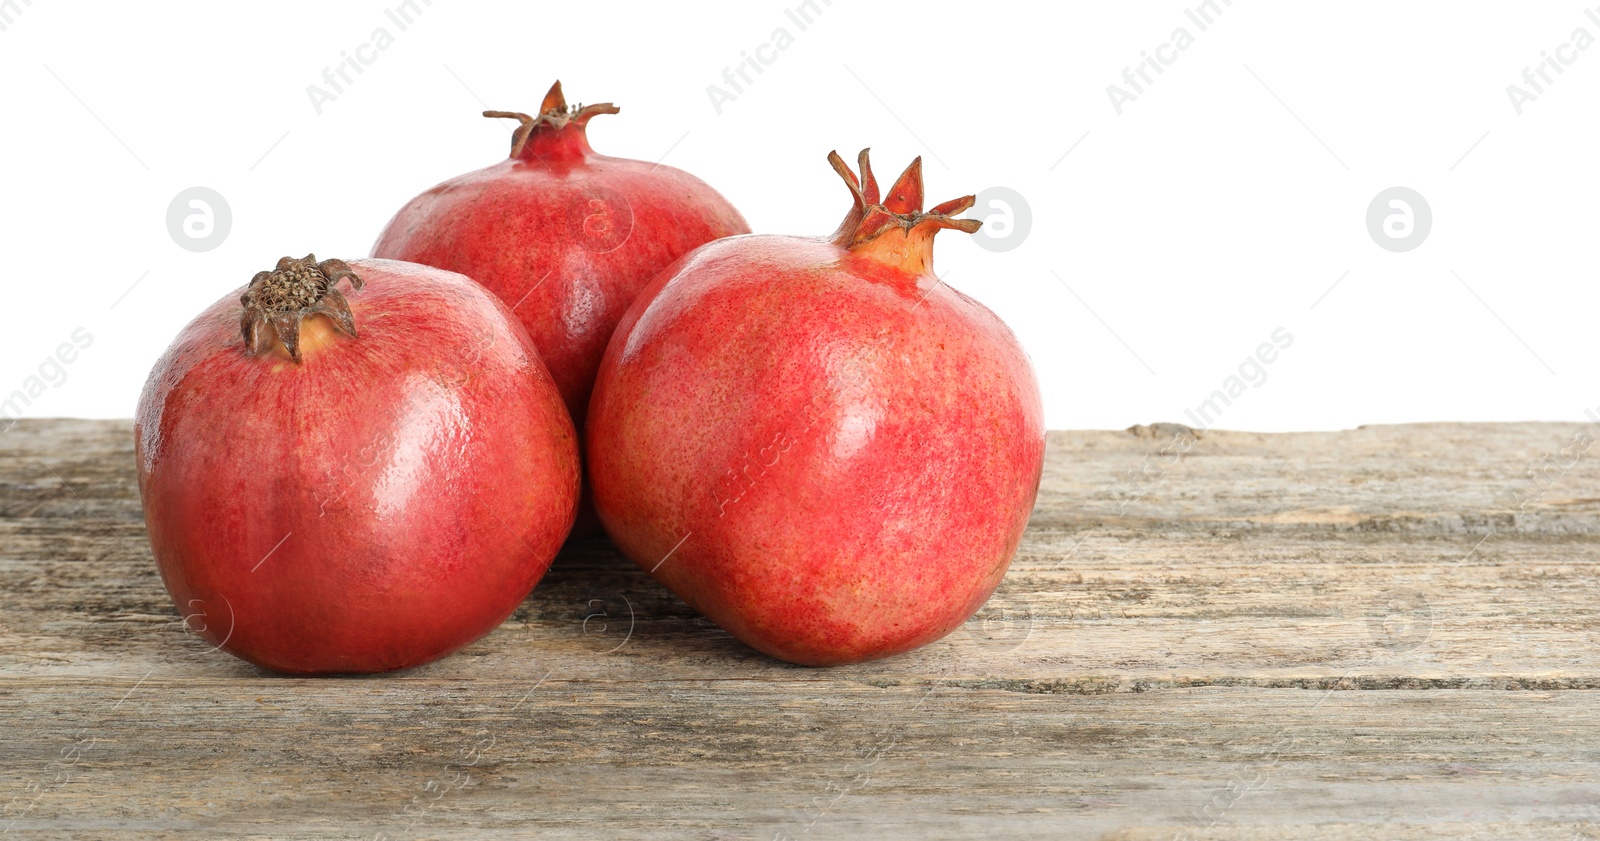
[2,419,1598,839]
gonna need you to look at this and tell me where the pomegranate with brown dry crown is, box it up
[371,81,750,533]
[136,255,579,674]
[587,150,1045,666]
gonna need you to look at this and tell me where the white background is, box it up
[3,0,1597,432]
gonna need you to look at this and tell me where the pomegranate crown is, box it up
[239,254,363,363]
[827,149,981,250]
[483,80,620,158]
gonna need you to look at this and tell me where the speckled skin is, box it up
[135,259,579,674]
[370,112,749,533]
[587,232,1046,666]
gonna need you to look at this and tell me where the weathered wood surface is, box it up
[1,419,1597,840]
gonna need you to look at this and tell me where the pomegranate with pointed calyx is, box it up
[136,255,579,674]
[587,150,1045,666]
[372,81,750,533]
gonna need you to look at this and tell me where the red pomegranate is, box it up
[371,81,750,532]
[136,255,579,674]
[587,150,1045,666]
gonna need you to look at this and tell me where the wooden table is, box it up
[2,419,1596,840]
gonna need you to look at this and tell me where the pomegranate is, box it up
[136,255,579,674]
[371,81,750,533]
[587,150,1045,666]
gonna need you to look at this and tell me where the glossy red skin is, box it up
[587,235,1046,666]
[371,125,749,534]
[136,259,579,674]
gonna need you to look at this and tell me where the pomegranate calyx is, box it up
[484,80,620,159]
[827,149,981,253]
[239,254,364,363]
[825,149,980,274]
